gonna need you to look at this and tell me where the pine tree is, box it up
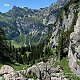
[0,28,10,62]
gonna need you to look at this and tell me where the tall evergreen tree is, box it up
[0,28,10,62]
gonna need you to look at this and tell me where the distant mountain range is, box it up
[0,0,67,46]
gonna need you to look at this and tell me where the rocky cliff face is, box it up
[50,2,74,47]
[68,10,80,77]
[50,0,80,78]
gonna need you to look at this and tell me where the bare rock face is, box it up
[50,4,74,47]
[68,11,80,77]
[0,65,14,75]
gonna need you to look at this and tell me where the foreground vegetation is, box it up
[0,27,53,66]
[60,57,80,80]
[77,61,80,67]
[0,63,29,71]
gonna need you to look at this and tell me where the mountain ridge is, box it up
[0,0,67,46]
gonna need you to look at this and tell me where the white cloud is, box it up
[4,3,10,7]
[22,6,26,8]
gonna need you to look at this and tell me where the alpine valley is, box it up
[0,0,67,46]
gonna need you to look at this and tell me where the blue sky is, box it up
[0,0,57,13]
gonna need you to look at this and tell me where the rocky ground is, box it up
[0,58,68,80]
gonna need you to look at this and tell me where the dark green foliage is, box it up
[0,28,11,62]
[15,37,53,64]
[69,10,78,34]
[27,72,37,80]
[0,33,52,65]
[44,46,53,57]
[63,0,71,16]
[0,28,6,41]
[72,0,80,3]
[58,28,68,60]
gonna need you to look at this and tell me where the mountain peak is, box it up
[56,0,67,6]
[12,6,18,10]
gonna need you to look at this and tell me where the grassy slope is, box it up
[60,57,80,80]
[0,15,14,23]
[77,61,80,67]
[11,40,21,48]
[0,63,30,71]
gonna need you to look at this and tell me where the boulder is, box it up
[0,65,14,75]
[3,71,26,80]
[27,65,40,78]
[26,62,51,80]
[17,70,26,76]
[0,65,27,80]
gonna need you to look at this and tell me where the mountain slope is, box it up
[0,0,67,46]
[50,0,80,78]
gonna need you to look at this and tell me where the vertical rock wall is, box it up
[68,11,80,77]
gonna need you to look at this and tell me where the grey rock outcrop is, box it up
[50,3,75,47]
[26,61,67,80]
[3,71,26,80]
[0,61,67,80]
[0,65,14,75]
[27,62,52,80]
[0,65,26,80]
[68,11,80,77]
